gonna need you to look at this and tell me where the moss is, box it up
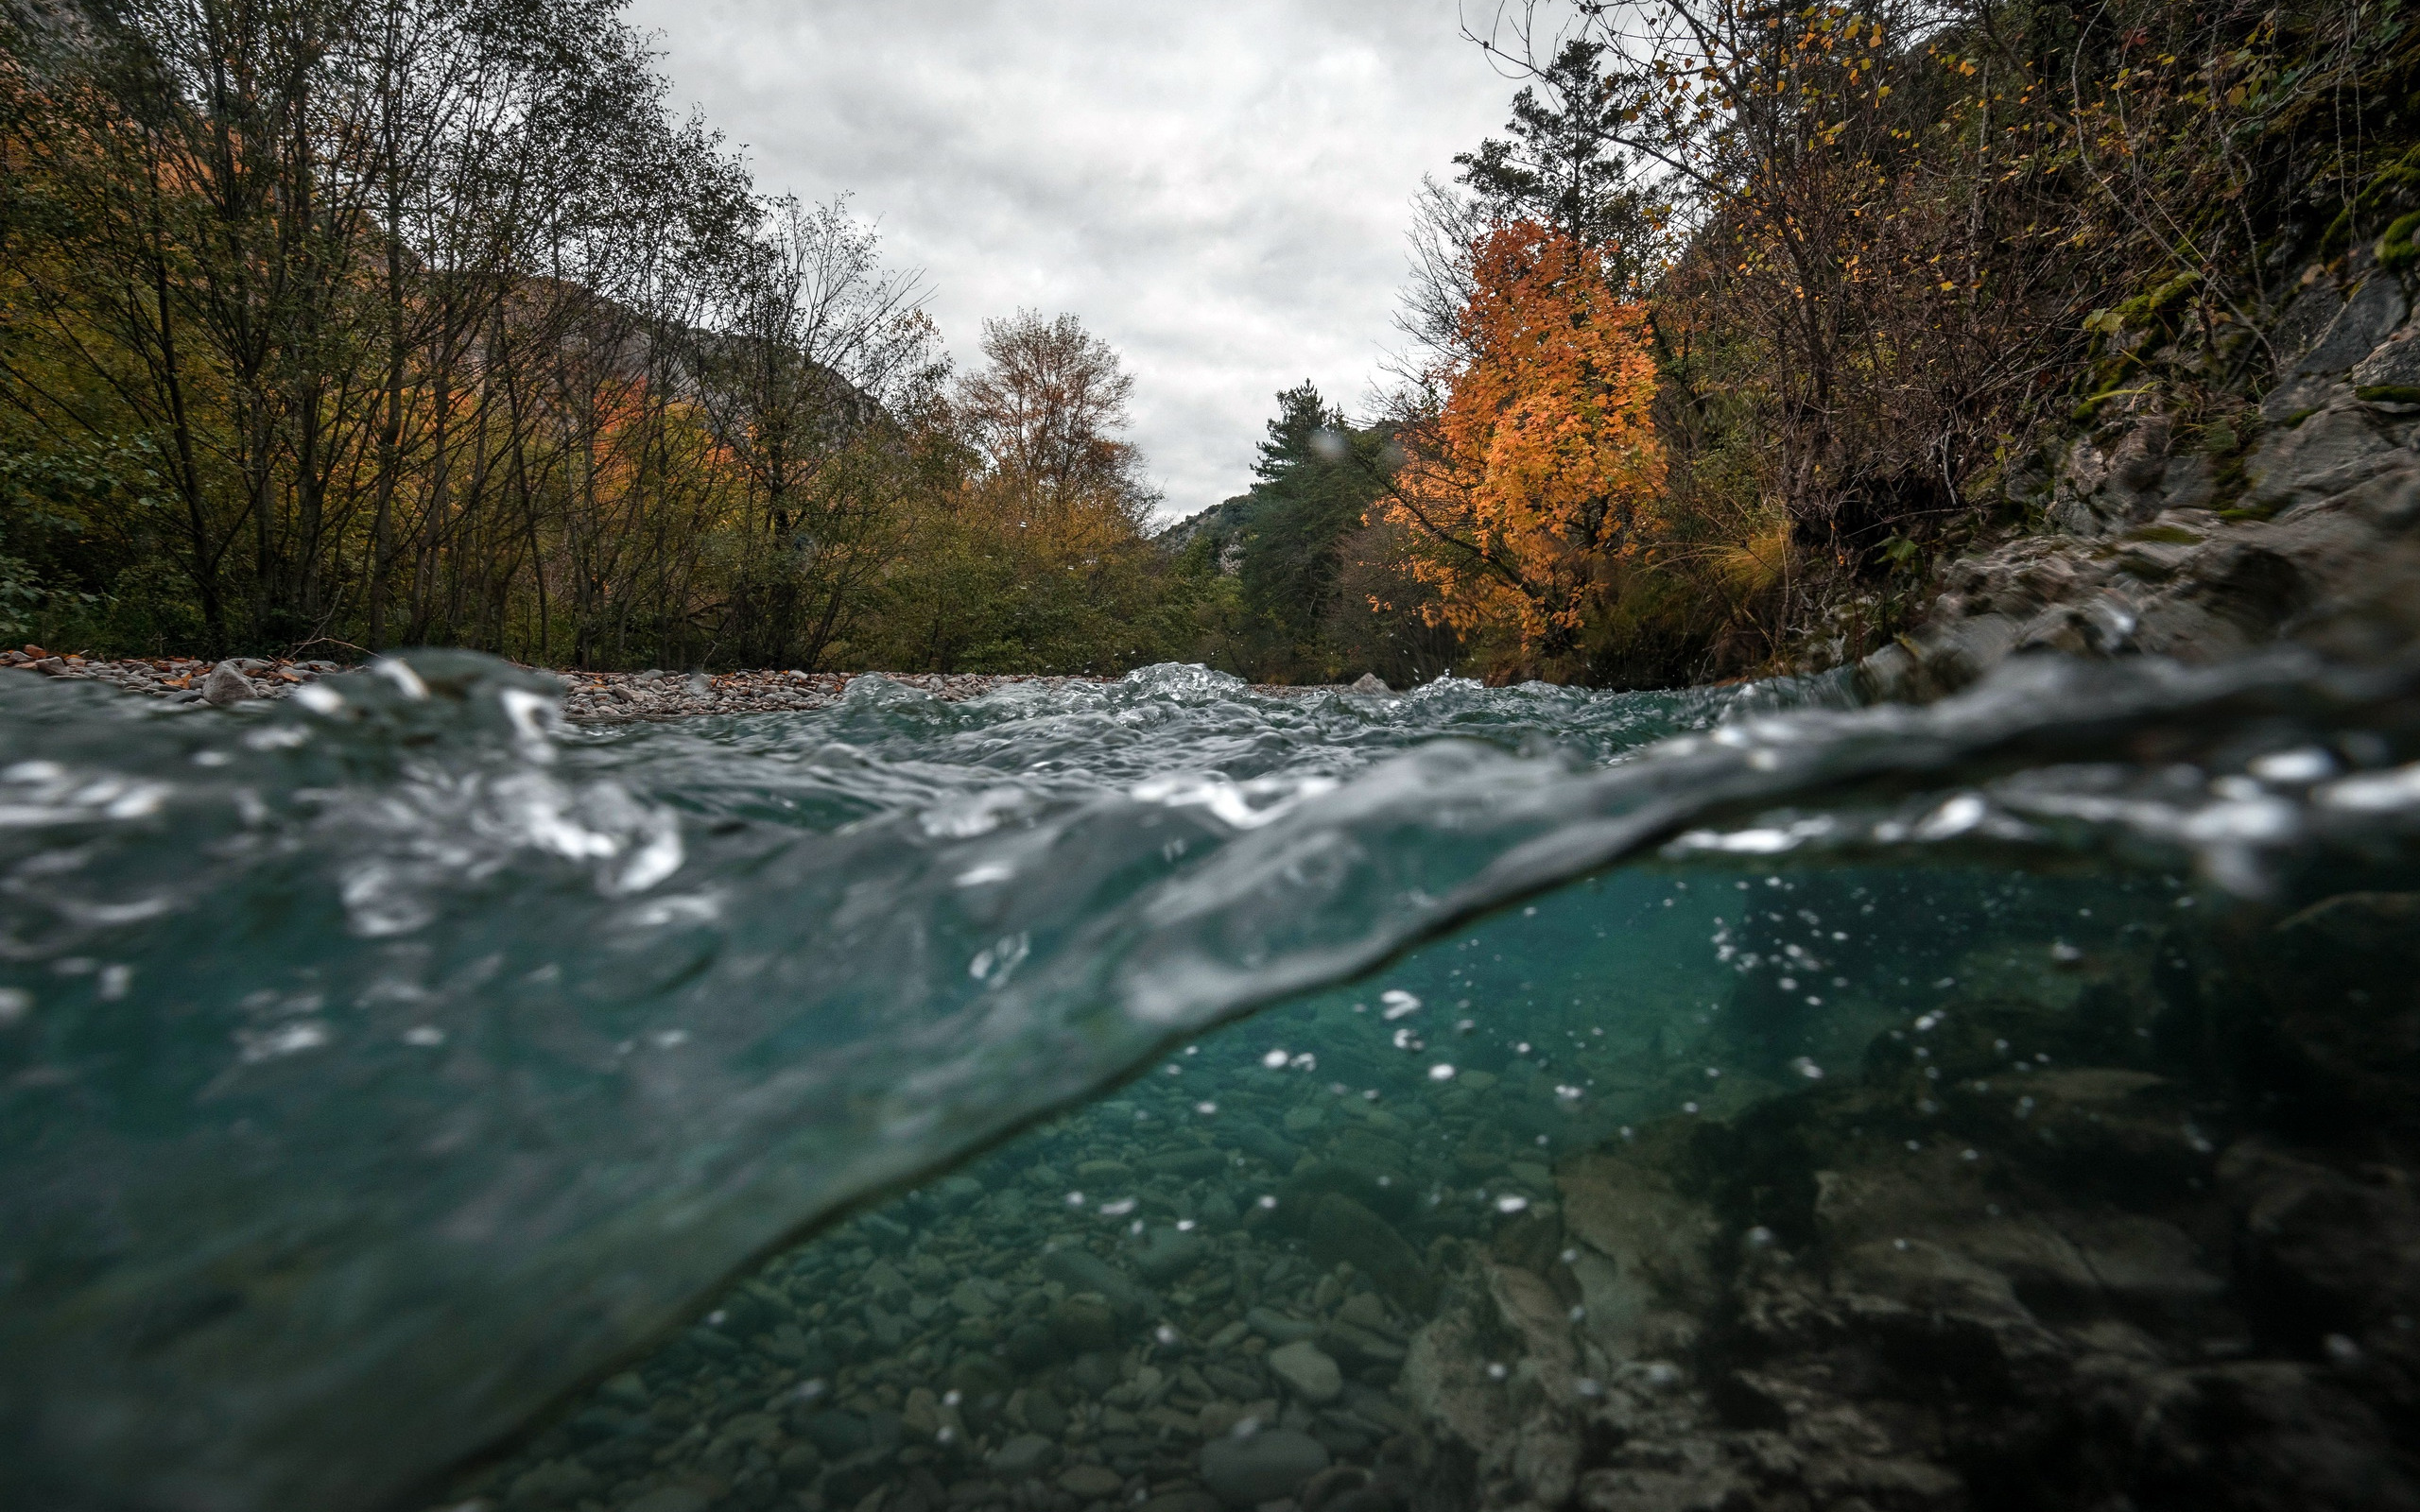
[2382,211,2420,270]
[2279,406,2321,429]
[2355,384,2420,404]
[2202,421,2239,456]
[2124,524,2205,545]
[2320,147,2420,252]
[2218,505,2277,523]
[2121,270,2203,324]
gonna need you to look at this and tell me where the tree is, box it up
[1221,382,1394,680]
[1454,37,1667,291]
[689,196,939,670]
[954,310,1152,515]
[856,311,1167,675]
[1382,221,1663,671]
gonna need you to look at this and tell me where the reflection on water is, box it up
[450,860,2420,1512]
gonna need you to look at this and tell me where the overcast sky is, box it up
[618,0,1524,524]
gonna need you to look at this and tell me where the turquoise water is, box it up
[3,651,2416,1512]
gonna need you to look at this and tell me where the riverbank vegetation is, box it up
[3,0,2416,682]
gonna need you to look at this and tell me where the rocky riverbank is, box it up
[0,649,1390,718]
[1860,249,2420,703]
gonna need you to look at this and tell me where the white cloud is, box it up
[621,0,1520,522]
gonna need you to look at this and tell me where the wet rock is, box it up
[1227,1121,1301,1166]
[1133,1226,1210,1282]
[1266,1340,1342,1403]
[1059,1463,1126,1499]
[1043,1246,1154,1315]
[2111,1361,2420,1510]
[507,1458,597,1504]
[1282,1160,1414,1225]
[1049,1295,1120,1354]
[1200,1428,1331,1506]
[1245,1306,1318,1344]
[798,1409,870,1459]
[1293,1194,1436,1314]
[1149,1147,1231,1178]
[1020,1390,1069,1437]
[2247,892,2420,1138]
[201,662,256,705]
[989,1434,1059,1479]
[1556,1151,1718,1361]
[618,1488,713,1512]
[2221,1139,2420,1386]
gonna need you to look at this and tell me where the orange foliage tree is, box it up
[1382,221,1663,669]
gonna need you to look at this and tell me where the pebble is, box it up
[1266,1340,1342,1404]
[1133,1226,1210,1281]
[988,1434,1058,1479]
[1058,1463,1126,1498]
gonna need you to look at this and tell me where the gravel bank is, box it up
[0,649,1382,718]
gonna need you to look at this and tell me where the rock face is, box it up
[1863,253,2420,703]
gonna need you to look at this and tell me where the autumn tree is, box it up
[1382,221,1662,673]
[846,311,1173,674]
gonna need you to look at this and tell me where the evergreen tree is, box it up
[1219,382,1392,679]
[1452,39,1662,291]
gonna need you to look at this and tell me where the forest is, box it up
[2,0,2416,685]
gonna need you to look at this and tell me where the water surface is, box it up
[3,651,2416,1511]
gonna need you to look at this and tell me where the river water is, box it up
[3,650,2416,1512]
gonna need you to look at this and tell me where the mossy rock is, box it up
[2379,211,2420,271]
[2355,383,2420,405]
[2123,524,2204,545]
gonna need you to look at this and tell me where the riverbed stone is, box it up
[1133,1226,1209,1282]
[1058,1463,1126,1498]
[988,1434,1059,1479]
[1199,1428,1330,1505]
[1048,1295,1118,1353]
[1042,1246,1153,1315]
[1265,1340,1341,1403]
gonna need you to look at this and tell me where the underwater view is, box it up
[5,652,2419,1512]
